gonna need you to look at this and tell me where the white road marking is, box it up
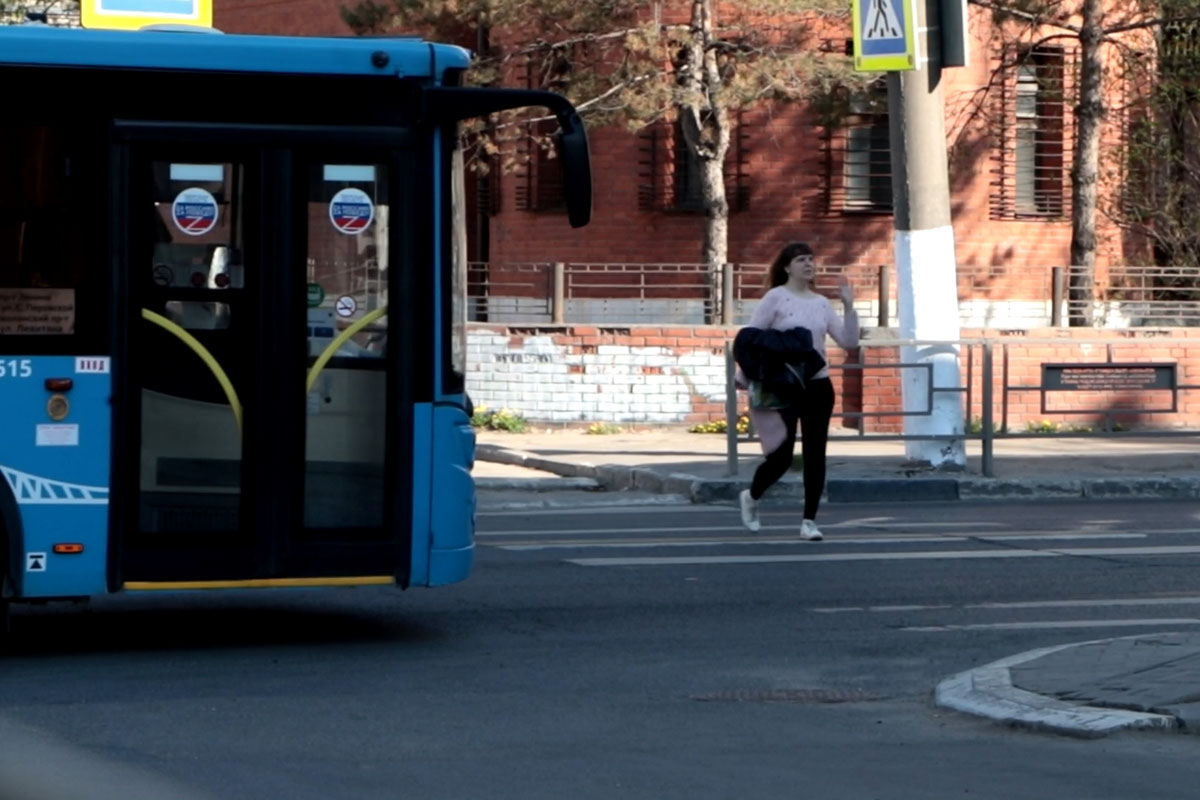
[480,524,1197,539]
[977,596,1200,610]
[497,535,962,550]
[904,618,1200,632]
[814,596,1200,614]
[492,533,1148,551]
[567,544,1200,567]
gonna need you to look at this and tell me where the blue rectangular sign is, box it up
[82,0,211,30]
[852,0,919,72]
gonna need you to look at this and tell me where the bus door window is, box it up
[303,163,389,530]
[138,161,248,534]
[152,163,241,330]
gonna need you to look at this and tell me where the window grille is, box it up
[820,73,892,215]
[992,45,1071,219]
[637,113,749,213]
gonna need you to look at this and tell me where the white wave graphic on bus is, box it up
[0,465,109,505]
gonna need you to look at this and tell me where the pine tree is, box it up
[342,0,865,276]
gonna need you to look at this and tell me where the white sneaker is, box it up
[739,489,760,532]
[800,519,824,541]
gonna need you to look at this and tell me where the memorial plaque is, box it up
[1041,363,1176,392]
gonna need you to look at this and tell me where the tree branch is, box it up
[496,27,643,62]
[967,0,1081,33]
[1103,13,1200,35]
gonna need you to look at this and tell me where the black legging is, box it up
[749,377,835,520]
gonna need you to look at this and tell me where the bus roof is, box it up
[0,25,472,78]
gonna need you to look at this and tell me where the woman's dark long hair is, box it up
[765,242,815,288]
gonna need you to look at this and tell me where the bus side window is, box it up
[0,124,85,338]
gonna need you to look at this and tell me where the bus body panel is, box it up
[0,26,471,78]
[428,401,475,587]
[0,356,111,598]
[408,402,434,587]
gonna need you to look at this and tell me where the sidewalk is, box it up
[936,632,1200,737]
[474,427,1200,737]
[475,427,1200,504]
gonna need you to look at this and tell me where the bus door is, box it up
[112,126,417,586]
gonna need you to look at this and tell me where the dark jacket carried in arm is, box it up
[733,326,826,406]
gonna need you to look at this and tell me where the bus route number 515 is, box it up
[0,358,33,378]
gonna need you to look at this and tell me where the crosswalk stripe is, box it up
[814,595,1200,614]
[566,544,1200,567]
[479,524,1197,539]
[903,618,1200,632]
[492,533,1147,551]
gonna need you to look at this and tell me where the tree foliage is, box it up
[1,0,78,24]
[1112,11,1200,268]
[971,0,1200,323]
[342,0,867,271]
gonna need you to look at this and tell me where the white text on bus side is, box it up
[0,359,33,378]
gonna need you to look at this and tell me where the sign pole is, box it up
[886,0,966,468]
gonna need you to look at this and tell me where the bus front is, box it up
[0,27,590,626]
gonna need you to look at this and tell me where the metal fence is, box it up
[1065,265,1200,326]
[468,261,1200,328]
[724,337,1200,477]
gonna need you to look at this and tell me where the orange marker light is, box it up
[53,543,84,554]
[45,378,74,391]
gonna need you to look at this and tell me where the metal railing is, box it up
[725,337,1200,477]
[1063,265,1200,326]
[469,261,1200,328]
[469,261,894,326]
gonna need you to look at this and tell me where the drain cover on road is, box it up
[692,688,884,704]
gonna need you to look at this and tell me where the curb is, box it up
[474,493,692,511]
[935,641,1179,738]
[473,476,601,492]
[474,446,1200,503]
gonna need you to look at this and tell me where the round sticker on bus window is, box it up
[329,188,374,235]
[172,188,220,236]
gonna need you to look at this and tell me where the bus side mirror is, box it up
[420,87,593,228]
[553,109,592,229]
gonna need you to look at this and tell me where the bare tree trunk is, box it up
[678,0,731,321]
[1069,0,1104,326]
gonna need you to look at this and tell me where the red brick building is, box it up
[215,0,1146,326]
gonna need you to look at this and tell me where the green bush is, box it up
[471,406,528,433]
[966,416,1004,434]
[688,415,750,434]
[586,422,623,435]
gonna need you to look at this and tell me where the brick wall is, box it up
[467,323,1200,432]
[214,0,350,35]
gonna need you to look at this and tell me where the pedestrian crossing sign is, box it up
[81,0,212,31]
[851,0,919,71]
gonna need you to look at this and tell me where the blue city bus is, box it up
[0,23,590,634]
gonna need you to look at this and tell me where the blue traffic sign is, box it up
[852,0,919,71]
[81,0,211,30]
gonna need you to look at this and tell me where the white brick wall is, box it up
[466,331,726,424]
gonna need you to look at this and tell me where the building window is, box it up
[515,118,565,213]
[673,118,705,212]
[844,118,892,211]
[514,50,571,214]
[993,45,1068,219]
[821,79,891,214]
[638,114,749,213]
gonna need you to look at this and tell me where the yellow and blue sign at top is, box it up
[81,0,212,30]
[851,0,918,72]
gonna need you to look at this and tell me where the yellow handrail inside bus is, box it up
[306,306,387,393]
[141,308,243,433]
